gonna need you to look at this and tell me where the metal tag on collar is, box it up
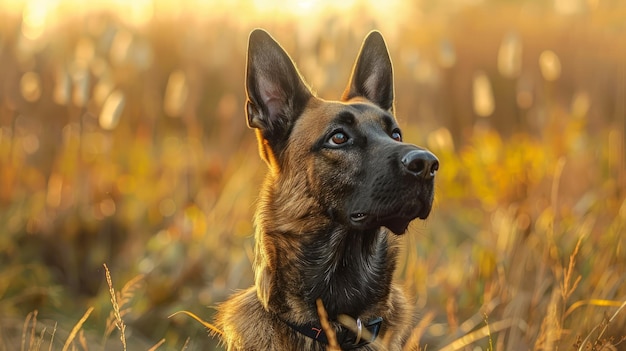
[355,318,363,344]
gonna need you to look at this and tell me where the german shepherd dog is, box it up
[216,29,439,351]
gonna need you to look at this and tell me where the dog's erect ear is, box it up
[245,29,312,153]
[342,31,395,112]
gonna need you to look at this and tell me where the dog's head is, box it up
[245,29,438,235]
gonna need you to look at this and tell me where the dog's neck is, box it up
[299,225,398,319]
[253,178,400,322]
[255,175,399,323]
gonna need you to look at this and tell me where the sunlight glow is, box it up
[164,70,189,118]
[99,90,126,130]
[539,50,562,82]
[20,71,42,102]
[2,0,409,29]
[21,0,54,40]
[472,71,495,118]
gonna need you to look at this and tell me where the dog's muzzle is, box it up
[348,147,438,234]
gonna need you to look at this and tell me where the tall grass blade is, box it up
[103,264,127,351]
[168,311,222,336]
[147,338,165,351]
[316,299,340,351]
[439,318,520,351]
[48,322,57,351]
[21,311,34,351]
[61,307,93,351]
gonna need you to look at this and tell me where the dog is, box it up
[215,29,438,351]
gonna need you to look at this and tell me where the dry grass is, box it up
[317,299,341,351]
[61,307,93,351]
[167,311,222,337]
[102,272,143,348]
[0,1,625,350]
[103,264,127,351]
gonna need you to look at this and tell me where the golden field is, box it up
[0,0,624,350]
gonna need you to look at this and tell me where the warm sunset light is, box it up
[2,0,410,29]
[0,0,624,350]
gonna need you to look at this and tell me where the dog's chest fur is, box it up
[217,284,412,351]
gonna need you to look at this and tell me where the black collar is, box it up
[281,316,383,350]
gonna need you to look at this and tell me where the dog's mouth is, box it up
[349,205,431,235]
[350,213,368,222]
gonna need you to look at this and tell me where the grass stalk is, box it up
[61,307,93,351]
[103,264,127,351]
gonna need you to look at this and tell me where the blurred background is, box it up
[0,0,625,350]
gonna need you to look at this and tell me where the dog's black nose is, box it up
[401,150,439,180]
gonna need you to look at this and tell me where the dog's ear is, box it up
[342,31,395,112]
[245,29,313,163]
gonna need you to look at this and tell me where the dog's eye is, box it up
[391,129,402,142]
[328,131,349,146]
